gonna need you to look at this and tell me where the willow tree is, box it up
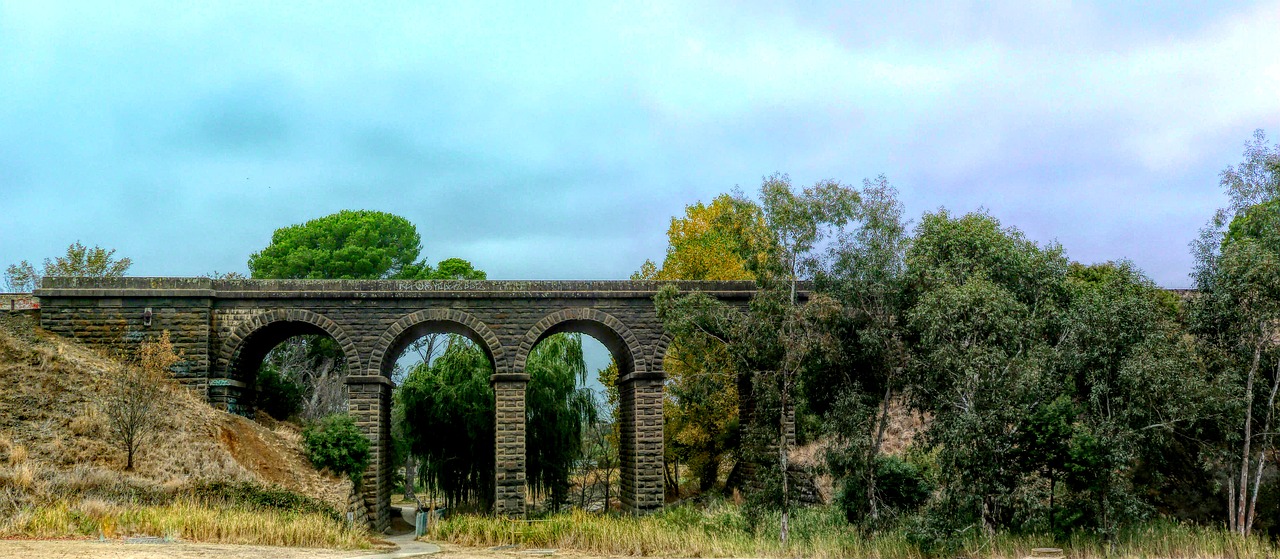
[398,337,495,508]
[526,333,597,510]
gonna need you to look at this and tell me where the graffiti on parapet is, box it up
[2,294,38,311]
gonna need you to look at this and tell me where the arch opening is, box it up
[225,320,352,420]
[382,318,498,512]
[520,313,637,514]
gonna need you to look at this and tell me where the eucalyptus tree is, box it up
[901,210,1069,536]
[810,176,911,525]
[4,241,133,291]
[1051,262,1212,539]
[902,210,1220,547]
[1189,131,1280,536]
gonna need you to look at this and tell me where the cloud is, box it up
[0,1,1276,288]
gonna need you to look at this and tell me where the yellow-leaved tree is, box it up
[635,194,767,494]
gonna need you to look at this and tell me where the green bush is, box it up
[254,366,303,420]
[302,414,371,484]
[838,455,933,524]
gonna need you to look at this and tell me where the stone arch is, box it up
[515,308,641,376]
[369,308,504,377]
[652,332,674,374]
[219,308,360,380]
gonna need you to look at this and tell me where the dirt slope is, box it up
[0,313,349,509]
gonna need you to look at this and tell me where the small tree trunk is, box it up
[604,466,612,511]
[1237,328,1265,535]
[866,383,895,520]
[124,426,137,471]
[779,388,790,544]
[404,456,417,501]
[1247,356,1280,535]
[665,456,679,500]
[674,455,680,499]
[1049,474,1056,534]
[1228,478,1237,533]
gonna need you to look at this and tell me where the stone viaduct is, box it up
[34,277,757,530]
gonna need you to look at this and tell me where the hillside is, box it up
[0,313,350,515]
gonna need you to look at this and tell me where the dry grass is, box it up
[434,503,1280,559]
[0,314,347,503]
[436,505,916,558]
[0,314,368,548]
[2,498,370,549]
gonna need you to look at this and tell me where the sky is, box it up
[2,1,1279,293]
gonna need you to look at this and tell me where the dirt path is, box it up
[0,539,359,559]
[0,540,628,559]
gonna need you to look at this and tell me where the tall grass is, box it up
[435,503,919,558]
[433,502,1280,558]
[0,498,371,549]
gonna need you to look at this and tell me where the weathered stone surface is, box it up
[620,375,665,513]
[493,375,529,517]
[34,277,759,531]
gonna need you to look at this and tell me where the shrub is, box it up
[838,454,932,525]
[302,414,370,484]
[254,366,304,420]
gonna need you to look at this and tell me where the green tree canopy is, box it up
[249,210,422,279]
[1224,198,1280,250]
[302,414,372,484]
[248,210,486,280]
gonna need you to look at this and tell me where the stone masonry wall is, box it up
[37,295,212,396]
[347,375,393,531]
[0,293,38,311]
[619,375,665,513]
[492,376,528,517]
